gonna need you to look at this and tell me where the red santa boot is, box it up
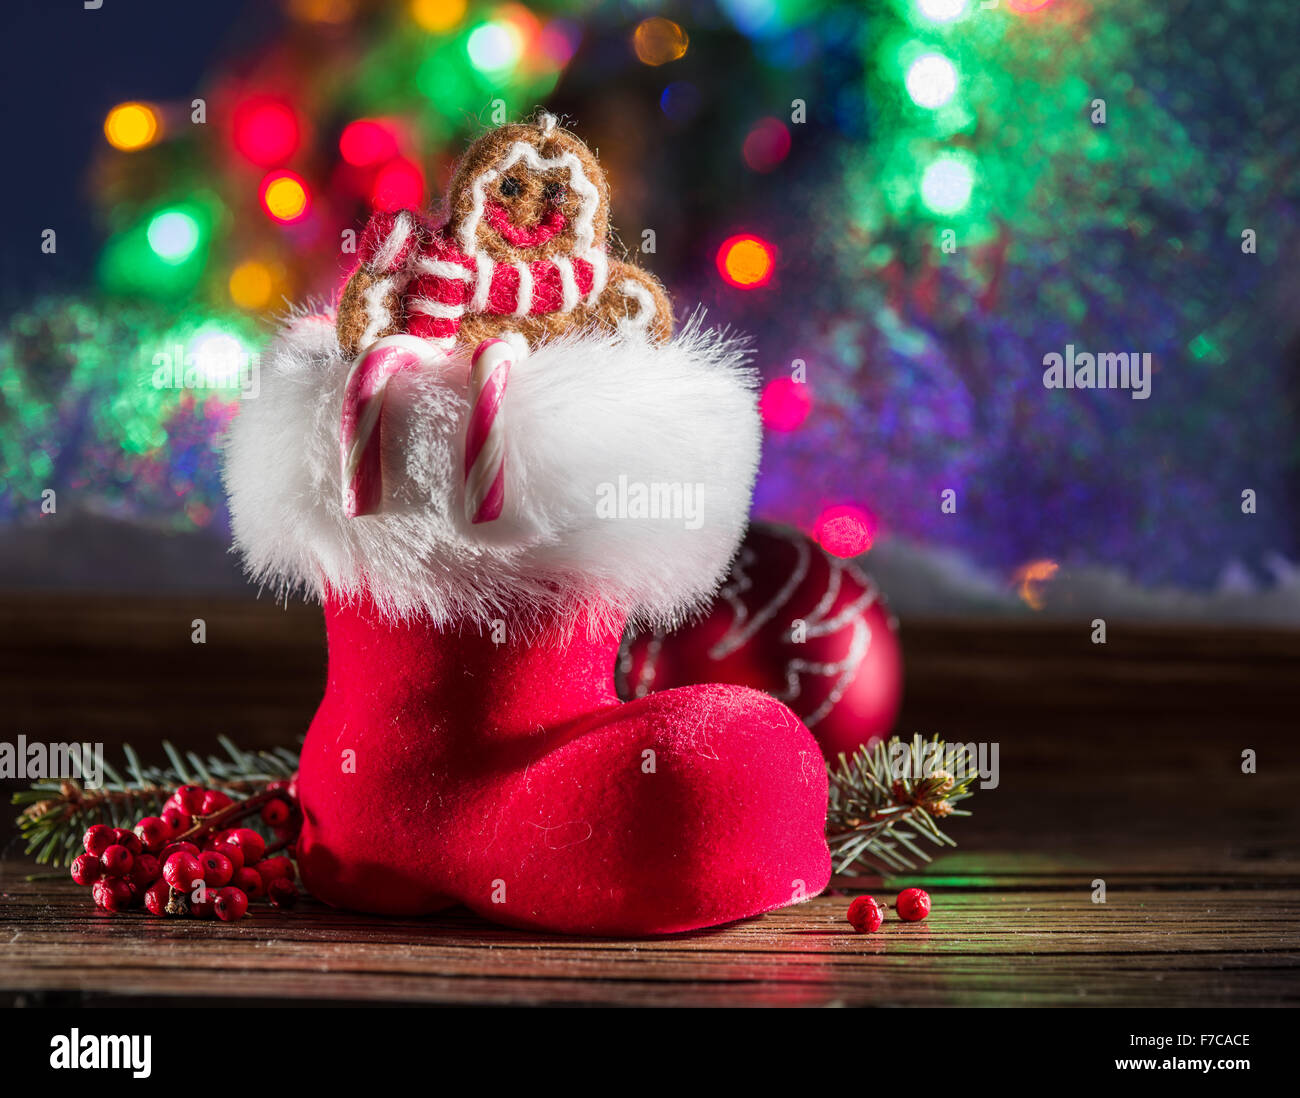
[224,312,831,935]
[296,594,828,934]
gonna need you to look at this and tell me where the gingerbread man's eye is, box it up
[499,176,522,198]
[543,181,566,203]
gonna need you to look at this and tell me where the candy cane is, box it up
[464,338,514,524]
[339,335,441,518]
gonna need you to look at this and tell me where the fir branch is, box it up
[13,730,977,878]
[826,733,978,876]
[12,740,300,867]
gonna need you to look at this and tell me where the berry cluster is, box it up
[846,887,931,933]
[69,781,301,922]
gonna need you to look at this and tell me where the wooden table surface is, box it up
[2,595,1298,1007]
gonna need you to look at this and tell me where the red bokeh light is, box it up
[760,377,812,431]
[814,504,875,558]
[370,158,425,211]
[339,119,399,167]
[233,97,300,166]
[742,117,792,173]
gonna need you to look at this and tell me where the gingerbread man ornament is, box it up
[336,112,673,358]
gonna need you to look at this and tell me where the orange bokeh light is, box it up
[717,235,776,289]
[260,171,311,223]
[1013,559,1059,610]
[633,17,689,66]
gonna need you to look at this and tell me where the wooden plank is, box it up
[2,595,1298,1006]
[1,870,1297,1006]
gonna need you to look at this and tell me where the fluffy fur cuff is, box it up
[222,312,761,633]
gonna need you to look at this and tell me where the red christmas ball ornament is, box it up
[618,523,902,759]
[896,887,931,922]
[846,895,884,933]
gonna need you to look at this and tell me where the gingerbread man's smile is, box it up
[484,199,568,248]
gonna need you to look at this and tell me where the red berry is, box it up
[206,839,244,872]
[100,844,134,878]
[172,785,207,814]
[82,824,116,858]
[213,887,249,922]
[143,880,171,916]
[200,790,233,814]
[162,851,203,891]
[227,827,266,865]
[160,840,201,863]
[266,879,297,909]
[254,856,295,887]
[232,867,264,899]
[159,805,191,835]
[130,853,161,886]
[846,895,884,933]
[92,877,133,912]
[133,817,170,852]
[198,850,234,888]
[896,887,931,922]
[260,798,291,827]
[111,828,143,856]
[70,853,102,886]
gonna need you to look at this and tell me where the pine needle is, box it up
[826,734,980,876]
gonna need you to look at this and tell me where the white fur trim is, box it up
[498,330,530,363]
[223,312,759,634]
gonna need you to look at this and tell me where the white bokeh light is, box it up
[906,53,959,110]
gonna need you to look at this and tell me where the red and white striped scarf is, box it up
[355,210,609,352]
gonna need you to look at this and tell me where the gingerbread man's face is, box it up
[448,116,610,264]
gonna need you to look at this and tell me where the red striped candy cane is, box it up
[464,338,514,524]
[340,336,439,518]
